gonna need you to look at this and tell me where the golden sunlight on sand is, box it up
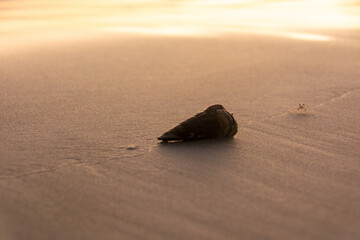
[0,0,359,45]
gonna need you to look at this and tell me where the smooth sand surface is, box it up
[1,32,360,240]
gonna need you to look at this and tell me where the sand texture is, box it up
[1,32,360,240]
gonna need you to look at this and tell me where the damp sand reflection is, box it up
[0,0,360,49]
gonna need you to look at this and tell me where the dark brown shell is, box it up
[158,104,237,141]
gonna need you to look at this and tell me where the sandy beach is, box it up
[1,30,359,239]
[1,0,360,238]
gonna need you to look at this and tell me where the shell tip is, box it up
[157,132,180,141]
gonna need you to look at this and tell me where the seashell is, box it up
[158,104,238,142]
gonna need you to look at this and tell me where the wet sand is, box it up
[1,32,360,240]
